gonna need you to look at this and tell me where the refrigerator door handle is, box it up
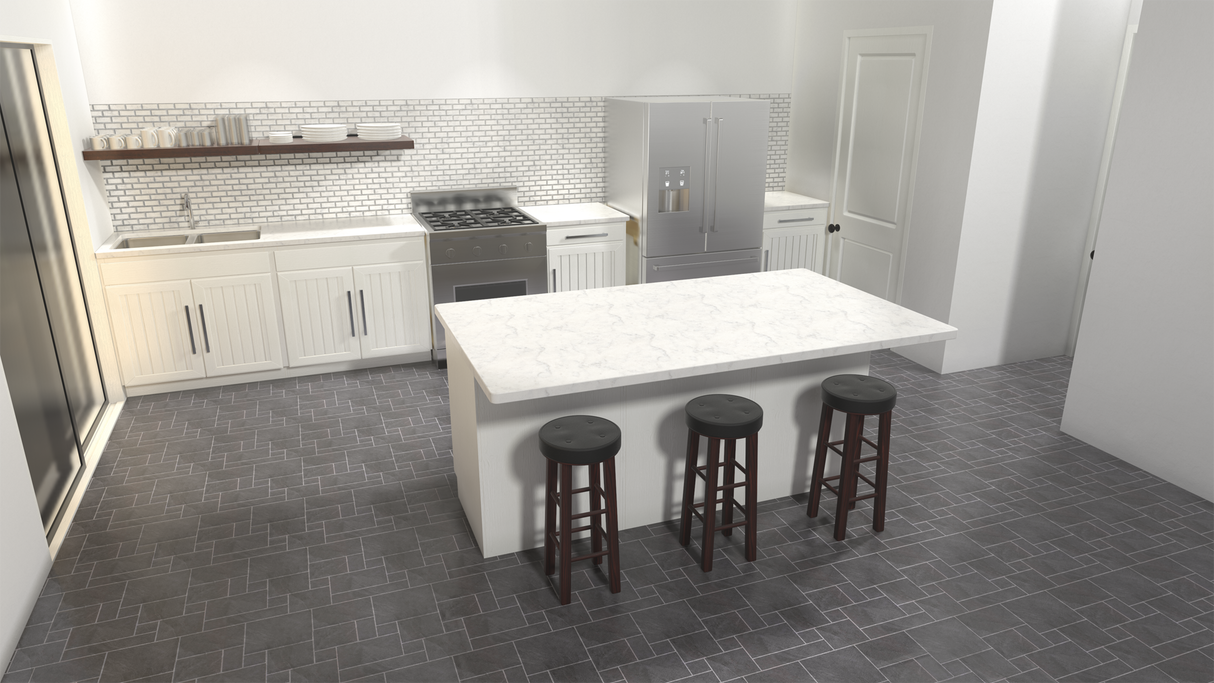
[710,117,723,232]
[701,117,713,234]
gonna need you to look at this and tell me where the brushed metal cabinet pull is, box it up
[551,268,557,292]
[777,217,815,224]
[198,304,210,353]
[347,291,355,337]
[184,305,197,354]
[565,232,609,240]
[763,250,770,272]
[359,290,368,335]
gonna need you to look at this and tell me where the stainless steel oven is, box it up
[413,188,547,366]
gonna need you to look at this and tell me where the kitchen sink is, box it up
[115,234,191,248]
[195,229,261,243]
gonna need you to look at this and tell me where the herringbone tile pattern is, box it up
[4,353,1212,682]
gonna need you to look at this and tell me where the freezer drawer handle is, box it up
[347,291,356,337]
[198,304,210,353]
[652,255,758,271]
[359,290,368,335]
[777,217,816,224]
[564,233,609,240]
[184,306,196,354]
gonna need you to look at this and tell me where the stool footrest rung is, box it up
[569,508,607,521]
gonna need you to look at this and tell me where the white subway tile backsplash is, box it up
[92,94,791,231]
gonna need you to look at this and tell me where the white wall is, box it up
[5,0,115,246]
[0,361,53,671]
[942,0,1131,373]
[68,0,798,102]
[785,0,994,372]
[1061,0,1213,501]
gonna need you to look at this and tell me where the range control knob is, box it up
[498,244,508,256]
[445,248,456,259]
[472,246,482,257]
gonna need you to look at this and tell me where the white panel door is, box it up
[763,226,826,274]
[192,273,283,377]
[354,261,431,358]
[105,280,206,386]
[549,242,626,292]
[828,30,930,302]
[278,267,361,367]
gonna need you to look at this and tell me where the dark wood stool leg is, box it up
[744,432,758,562]
[873,410,892,533]
[558,463,573,605]
[544,459,557,576]
[603,457,621,594]
[701,437,722,572]
[807,403,834,518]
[589,463,603,565]
[833,413,863,542]
[679,430,700,547]
[721,438,737,536]
[849,415,866,511]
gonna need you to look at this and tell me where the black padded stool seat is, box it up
[540,415,622,605]
[808,374,898,541]
[540,415,622,464]
[821,375,897,415]
[685,394,764,439]
[680,394,763,572]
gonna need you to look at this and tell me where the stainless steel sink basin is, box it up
[196,229,261,243]
[116,234,191,248]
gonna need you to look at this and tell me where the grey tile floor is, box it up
[4,351,1212,683]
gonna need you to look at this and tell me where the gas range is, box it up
[411,187,543,234]
[419,207,538,231]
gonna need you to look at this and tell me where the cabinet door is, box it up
[549,242,626,293]
[277,268,361,367]
[762,225,826,274]
[105,280,206,386]
[353,261,431,358]
[192,273,283,377]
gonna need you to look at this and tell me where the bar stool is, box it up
[540,415,622,605]
[679,394,763,572]
[807,374,897,541]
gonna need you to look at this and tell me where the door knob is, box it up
[828,224,841,233]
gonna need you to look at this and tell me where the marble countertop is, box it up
[523,203,629,227]
[436,269,957,403]
[95,214,424,259]
[765,191,829,211]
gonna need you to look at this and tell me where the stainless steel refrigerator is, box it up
[607,96,770,283]
[1,44,107,538]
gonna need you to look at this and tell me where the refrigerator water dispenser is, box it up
[659,166,690,213]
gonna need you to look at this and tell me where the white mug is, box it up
[107,135,126,149]
[89,135,107,150]
[125,134,143,148]
[140,128,159,148]
[156,127,177,148]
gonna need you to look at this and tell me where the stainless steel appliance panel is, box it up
[640,248,761,284]
[0,45,106,535]
[429,256,548,357]
[641,101,710,258]
[705,99,769,254]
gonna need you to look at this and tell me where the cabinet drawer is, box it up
[546,222,626,247]
[275,238,424,271]
[762,207,828,230]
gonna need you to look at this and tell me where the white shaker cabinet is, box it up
[104,265,283,387]
[105,280,206,386]
[276,240,429,367]
[546,221,627,293]
[761,192,830,274]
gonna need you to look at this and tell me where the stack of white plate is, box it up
[356,122,402,141]
[267,131,293,144]
[300,123,348,142]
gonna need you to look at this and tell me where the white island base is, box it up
[448,338,867,558]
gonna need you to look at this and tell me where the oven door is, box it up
[430,256,548,362]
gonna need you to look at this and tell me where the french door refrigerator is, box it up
[1,45,107,538]
[607,96,770,283]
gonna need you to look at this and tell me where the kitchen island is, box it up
[436,269,957,557]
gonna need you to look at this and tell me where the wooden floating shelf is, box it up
[82,135,415,161]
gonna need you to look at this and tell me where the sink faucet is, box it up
[181,192,195,229]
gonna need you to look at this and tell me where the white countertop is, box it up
[436,269,957,404]
[95,214,424,259]
[765,191,829,211]
[523,203,629,227]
